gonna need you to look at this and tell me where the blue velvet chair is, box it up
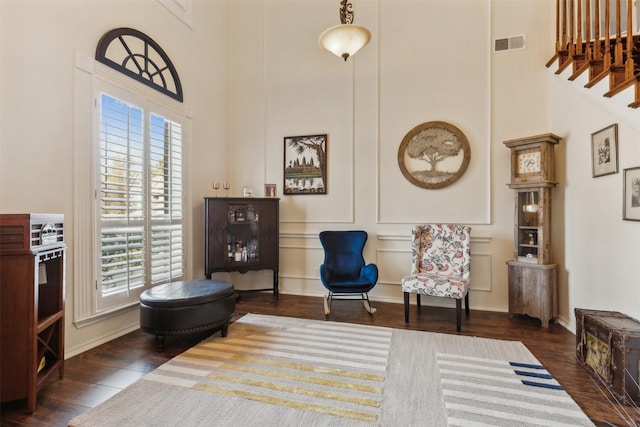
[319,230,379,315]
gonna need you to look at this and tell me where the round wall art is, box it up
[397,121,471,189]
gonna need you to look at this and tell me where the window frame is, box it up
[73,54,192,327]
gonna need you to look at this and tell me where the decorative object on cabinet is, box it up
[0,214,66,413]
[243,186,253,197]
[318,0,371,61]
[591,124,619,177]
[283,134,327,195]
[401,224,472,332]
[265,184,277,198]
[397,121,471,189]
[575,309,640,406]
[204,197,279,296]
[623,166,640,221]
[504,133,561,328]
[318,231,378,316]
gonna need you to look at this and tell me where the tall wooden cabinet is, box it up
[0,214,66,412]
[204,198,280,296]
[503,134,561,328]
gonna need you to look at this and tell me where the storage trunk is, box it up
[575,309,640,405]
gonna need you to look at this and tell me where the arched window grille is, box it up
[95,27,183,102]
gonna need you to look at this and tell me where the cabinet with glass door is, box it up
[204,198,279,296]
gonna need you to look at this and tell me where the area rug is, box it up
[69,314,593,426]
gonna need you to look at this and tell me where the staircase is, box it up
[546,0,640,109]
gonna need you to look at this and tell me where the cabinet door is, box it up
[205,198,229,271]
[257,200,279,270]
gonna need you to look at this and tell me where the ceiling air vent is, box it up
[493,34,526,53]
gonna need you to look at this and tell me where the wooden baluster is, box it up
[553,0,572,70]
[561,0,568,50]
[625,0,634,79]
[569,0,576,58]
[585,0,592,61]
[604,0,611,68]
[575,0,583,56]
[594,0,601,60]
[614,0,623,65]
[555,0,561,54]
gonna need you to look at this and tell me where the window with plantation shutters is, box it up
[98,93,184,310]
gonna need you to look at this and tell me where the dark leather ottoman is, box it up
[139,279,235,351]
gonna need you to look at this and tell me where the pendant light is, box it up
[318,0,371,61]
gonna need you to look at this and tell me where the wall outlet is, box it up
[313,268,319,276]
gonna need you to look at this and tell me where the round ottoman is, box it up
[139,279,236,351]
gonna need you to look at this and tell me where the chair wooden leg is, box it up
[416,293,421,308]
[323,294,331,316]
[362,293,377,315]
[464,293,470,316]
[404,292,410,322]
[456,299,462,332]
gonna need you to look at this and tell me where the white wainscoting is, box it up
[277,232,494,307]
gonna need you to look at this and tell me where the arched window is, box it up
[75,29,188,316]
[96,27,183,102]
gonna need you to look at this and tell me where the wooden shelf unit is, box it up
[0,214,66,413]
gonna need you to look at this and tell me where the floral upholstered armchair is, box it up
[401,224,471,332]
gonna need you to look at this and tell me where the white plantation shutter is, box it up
[149,115,184,284]
[98,93,184,310]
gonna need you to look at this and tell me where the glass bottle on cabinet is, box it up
[204,197,279,296]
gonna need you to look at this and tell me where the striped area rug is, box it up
[147,317,391,424]
[69,314,594,427]
[437,353,593,426]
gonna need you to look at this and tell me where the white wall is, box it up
[223,0,556,317]
[0,0,229,355]
[2,0,636,356]
[548,68,640,324]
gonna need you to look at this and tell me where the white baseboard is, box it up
[65,322,140,359]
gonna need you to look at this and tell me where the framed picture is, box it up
[591,124,619,177]
[397,121,470,189]
[623,167,640,221]
[265,184,277,198]
[283,134,327,195]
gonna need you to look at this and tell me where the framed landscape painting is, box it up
[283,134,327,195]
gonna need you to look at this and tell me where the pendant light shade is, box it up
[318,0,370,61]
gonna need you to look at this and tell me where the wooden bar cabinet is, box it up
[204,198,279,296]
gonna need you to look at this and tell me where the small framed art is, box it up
[265,184,277,198]
[591,124,619,177]
[623,167,640,221]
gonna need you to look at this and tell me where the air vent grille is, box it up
[493,34,526,53]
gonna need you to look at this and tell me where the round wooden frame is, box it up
[397,121,471,189]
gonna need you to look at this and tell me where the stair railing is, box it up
[548,0,639,108]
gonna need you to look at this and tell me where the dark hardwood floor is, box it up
[2,291,639,426]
